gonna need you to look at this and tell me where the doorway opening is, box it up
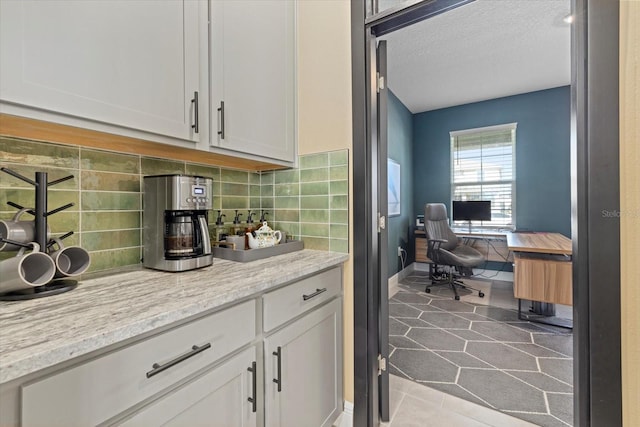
[380,2,573,425]
[351,0,622,426]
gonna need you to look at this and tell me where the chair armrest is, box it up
[430,238,447,243]
[427,238,447,262]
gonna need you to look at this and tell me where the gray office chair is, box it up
[424,203,485,300]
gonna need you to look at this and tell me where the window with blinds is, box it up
[450,123,516,229]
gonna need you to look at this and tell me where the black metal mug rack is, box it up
[0,167,79,300]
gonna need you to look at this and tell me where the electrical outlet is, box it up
[397,246,402,257]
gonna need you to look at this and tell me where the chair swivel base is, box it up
[425,273,484,301]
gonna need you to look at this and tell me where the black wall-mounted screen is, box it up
[452,201,492,221]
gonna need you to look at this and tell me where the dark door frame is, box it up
[351,0,622,426]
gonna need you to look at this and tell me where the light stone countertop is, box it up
[0,249,348,384]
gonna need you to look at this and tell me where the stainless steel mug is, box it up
[0,243,56,294]
[0,208,50,252]
[48,239,91,278]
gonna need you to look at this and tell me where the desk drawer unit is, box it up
[263,267,341,332]
[414,236,431,263]
[21,300,256,427]
[514,253,572,305]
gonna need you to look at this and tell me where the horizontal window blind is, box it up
[451,124,516,229]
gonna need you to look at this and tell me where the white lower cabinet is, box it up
[4,267,343,427]
[119,347,258,427]
[264,298,343,427]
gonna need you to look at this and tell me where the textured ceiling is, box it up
[380,0,571,113]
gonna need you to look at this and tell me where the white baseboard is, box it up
[333,401,353,427]
[388,274,400,299]
[388,264,414,299]
[413,262,430,272]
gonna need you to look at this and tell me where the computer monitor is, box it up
[452,200,492,222]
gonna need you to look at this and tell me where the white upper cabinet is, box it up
[0,0,202,142]
[209,0,296,163]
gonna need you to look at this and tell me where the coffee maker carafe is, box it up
[143,175,213,272]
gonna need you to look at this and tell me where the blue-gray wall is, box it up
[388,91,414,277]
[412,86,571,237]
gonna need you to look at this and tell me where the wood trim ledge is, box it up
[0,114,287,172]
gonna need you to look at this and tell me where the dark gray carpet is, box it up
[389,271,574,427]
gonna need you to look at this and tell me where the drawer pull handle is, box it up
[302,288,327,301]
[247,361,257,412]
[217,100,225,139]
[146,343,211,378]
[273,346,282,392]
[191,91,199,134]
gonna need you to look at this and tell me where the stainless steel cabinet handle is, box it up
[217,101,225,139]
[273,346,282,392]
[191,91,199,134]
[146,343,211,378]
[247,361,257,412]
[302,288,327,301]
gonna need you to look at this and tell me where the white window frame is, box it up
[450,123,517,230]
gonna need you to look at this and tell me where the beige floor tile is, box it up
[388,388,406,421]
[404,381,447,407]
[390,395,491,427]
[387,375,536,427]
[390,375,446,407]
[441,393,539,427]
[389,374,416,393]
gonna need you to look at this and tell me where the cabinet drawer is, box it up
[119,347,257,427]
[22,300,256,427]
[263,267,341,332]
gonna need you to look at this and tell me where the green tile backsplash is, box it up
[81,149,139,173]
[300,168,329,182]
[81,171,140,192]
[299,152,329,169]
[0,165,79,189]
[0,137,79,169]
[0,136,349,272]
[81,191,140,211]
[82,211,140,232]
[140,157,184,175]
[329,150,348,166]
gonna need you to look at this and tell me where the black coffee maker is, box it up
[143,175,213,272]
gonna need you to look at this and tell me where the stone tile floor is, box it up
[388,271,574,427]
[382,375,538,427]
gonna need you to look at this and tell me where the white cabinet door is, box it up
[210,0,296,162]
[119,347,258,427]
[0,0,201,142]
[264,299,342,427]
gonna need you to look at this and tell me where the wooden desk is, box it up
[507,232,573,308]
[506,232,572,255]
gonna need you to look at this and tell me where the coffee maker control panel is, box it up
[173,178,212,210]
[185,185,209,204]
